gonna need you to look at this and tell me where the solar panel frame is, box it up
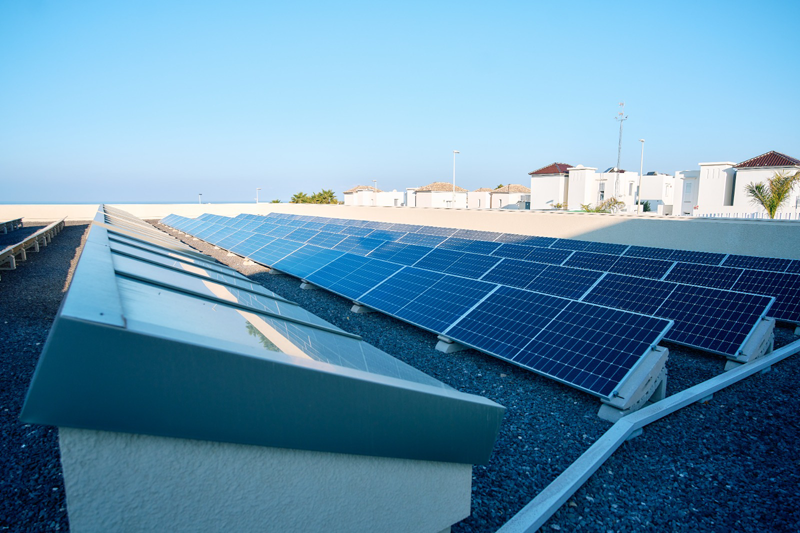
[663,262,744,290]
[732,270,800,324]
[722,254,792,273]
[525,265,604,300]
[479,258,549,288]
[609,256,674,280]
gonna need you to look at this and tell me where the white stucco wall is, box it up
[344,190,405,207]
[467,191,491,209]
[60,428,471,533]
[415,191,467,208]
[565,166,597,210]
[696,162,736,211]
[529,175,565,209]
[732,167,800,214]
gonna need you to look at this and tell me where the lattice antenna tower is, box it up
[615,102,628,198]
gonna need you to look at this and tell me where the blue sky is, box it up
[1,0,798,203]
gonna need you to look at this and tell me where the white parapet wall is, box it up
[60,428,469,533]
[2,203,799,259]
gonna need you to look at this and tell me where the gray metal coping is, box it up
[21,210,505,465]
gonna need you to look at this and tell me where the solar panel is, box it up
[609,256,673,279]
[452,229,502,241]
[722,254,792,273]
[365,229,407,242]
[786,259,800,275]
[367,242,433,266]
[524,247,573,265]
[358,267,441,315]
[439,237,502,255]
[249,239,305,265]
[491,243,538,261]
[340,226,375,237]
[525,265,603,299]
[581,273,673,317]
[512,301,672,397]
[214,230,254,251]
[664,263,744,290]
[562,251,620,271]
[333,236,387,256]
[733,270,800,324]
[229,234,277,257]
[584,242,629,255]
[272,245,345,279]
[480,258,549,288]
[284,228,320,243]
[398,233,448,247]
[307,231,348,248]
[444,287,566,360]
[668,249,726,266]
[387,223,420,232]
[549,239,591,251]
[624,245,674,260]
[413,248,463,272]
[324,258,403,301]
[494,234,557,247]
[415,226,458,237]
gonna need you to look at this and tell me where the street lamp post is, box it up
[198,193,202,204]
[256,188,261,204]
[452,150,460,208]
[372,179,377,206]
[637,139,645,214]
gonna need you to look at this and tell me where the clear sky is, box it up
[1,0,798,204]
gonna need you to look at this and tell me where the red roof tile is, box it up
[528,162,573,175]
[735,151,800,169]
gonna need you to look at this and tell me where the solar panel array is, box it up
[162,212,787,394]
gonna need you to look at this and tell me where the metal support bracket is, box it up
[435,335,469,354]
[598,346,669,423]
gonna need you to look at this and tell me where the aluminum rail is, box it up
[498,338,800,533]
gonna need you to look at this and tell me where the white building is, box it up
[490,184,531,209]
[528,162,572,209]
[343,185,405,207]
[731,151,800,213]
[413,182,468,208]
[638,172,675,215]
[468,188,493,209]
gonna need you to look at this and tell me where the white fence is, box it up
[696,211,800,221]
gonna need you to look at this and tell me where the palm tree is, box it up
[745,171,800,219]
[318,189,337,204]
[290,192,310,203]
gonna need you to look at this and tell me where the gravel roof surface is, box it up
[2,219,798,532]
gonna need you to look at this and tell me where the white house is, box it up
[528,162,572,209]
[343,185,405,207]
[731,151,800,213]
[638,172,675,215]
[490,184,531,209]
[468,188,493,209]
[413,182,468,208]
[673,169,701,216]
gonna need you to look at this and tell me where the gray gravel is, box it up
[1,219,798,532]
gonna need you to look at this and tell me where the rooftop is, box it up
[529,162,573,176]
[735,150,800,169]
[492,184,530,194]
[416,181,468,192]
[344,185,383,193]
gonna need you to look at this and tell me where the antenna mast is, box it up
[615,102,628,198]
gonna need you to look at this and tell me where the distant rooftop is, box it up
[344,185,383,193]
[492,184,530,194]
[416,182,468,192]
[473,187,494,192]
[529,162,573,176]
[735,151,800,169]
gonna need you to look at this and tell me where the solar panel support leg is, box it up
[299,281,317,290]
[350,303,374,314]
[435,336,469,354]
[268,268,283,275]
[795,326,800,336]
[598,346,669,423]
[724,317,775,371]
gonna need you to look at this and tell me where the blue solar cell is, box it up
[733,270,800,324]
[550,239,591,251]
[523,247,573,265]
[272,246,345,279]
[203,226,238,245]
[398,233,448,247]
[609,256,674,279]
[388,223,421,232]
[787,260,800,275]
[413,248,462,272]
[229,234,276,257]
[525,265,603,299]
[215,230,254,251]
[252,222,280,234]
[657,285,774,356]
[307,231,348,249]
[392,273,496,333]
[365,229,407,242]
[624,245,674,260]
[321,223,348,233]
[305,254,371,292]
[452,229,503,241]
[300,221,327,230]
[367,242,432,266]
[562,251,620,272]
[480,258,548,288]
[668,249,726,266]
[513,302,672,397]
[722,254,792,273]
[415,226,459,237]
[332,236,386,256]
[494,234,557,247]
[249,240,305,265]
[284,228,320,243]
[584,242,629,255]
[492,243,537,260]
[340,226,374,237]
[582,273,675,316]
[359,267,443,315]
[664,263,743,289]
[439,237,502,255]
[326,259,404,301]
[445,287,567,359]
[266,226,297,238]
[445,253,502,279]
